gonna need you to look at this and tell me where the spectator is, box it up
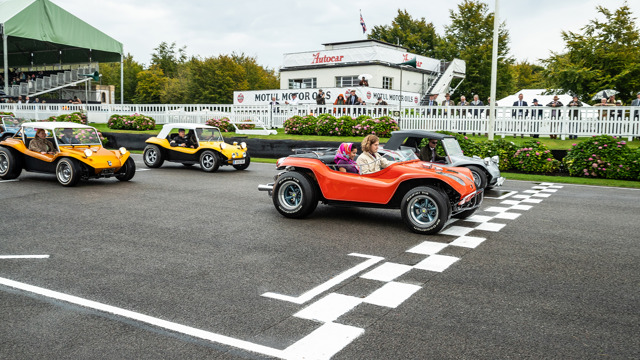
[457,95,469,134]
[546,96,563,139]
[630,91,640,120]
[607,94,617,105]
[358,77,369,86]
[285,93,299,105]
[316,89,325,105]
[594,97,613,120]
[567,95,583,139]
[530,99,543,138]
[347,90,359,105]
[375,96,388,105]
[59,128,80,144]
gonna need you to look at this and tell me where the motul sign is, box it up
[311,52,345,64]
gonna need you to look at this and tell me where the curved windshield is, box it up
[55,127,102,146]
[2,117,26,130]
[379,148,419,163]
[195,127,223,142]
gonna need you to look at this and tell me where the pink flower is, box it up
[618,145,622,148]
[588,158,593,161]
[526,154,530,157]
[604,144,607,147]
[619,165,623,168]
[536,142,540,144]
[547,158,552,161]
[598,146,602,149]
[592,163,598,168]
[464,136,468,140]
[536,152,540,156]
[594,142,598,144]
[572,143,576,146]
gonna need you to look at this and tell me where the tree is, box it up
[231,53,279,91]
[511,61,546,91]
[99,54,143,103]
[134,65,167,104]
[542,4,640,103]
[443,0,514,100]
[368,10,443,58]
[189,55,248,104]
[151,41,187,79]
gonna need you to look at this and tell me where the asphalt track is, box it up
[1,155,638,359]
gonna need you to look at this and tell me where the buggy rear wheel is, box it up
[273,171,318,218]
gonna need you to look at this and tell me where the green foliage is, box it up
[369,10,444,58]
[134,65,167,104]
[512,141,560,173]
[43,112,87,125]
[107,114,156,131]
[206,117,234,132]
[563,135,637,180]
[100,53,143,103]
[151,41,187,79]
[316,114,356,136]
[0,112,15,116]
[443,0,514,99]
[542,5,640,103]
[511,61,547,91]
[283,115,317,135]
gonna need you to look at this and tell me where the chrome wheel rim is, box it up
[470,169,482,188]
[57,161,71,183]
[0,153,8,174]
[278,181,302,210]
[408,195,438,226]
[201,153,215,169]
[145,149,157,164]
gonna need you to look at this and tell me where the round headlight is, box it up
[119,147,128,155]
[491,155,499,163]
[240,142,247,149]
[220,143,227,150]
[483,157,490,165]
[83,149,93,157]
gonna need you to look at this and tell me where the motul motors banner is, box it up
[282,45,440,73]
[233,87,421,106]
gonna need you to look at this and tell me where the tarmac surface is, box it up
[1,155,639,359]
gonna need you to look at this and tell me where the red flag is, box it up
[360,13,367,34]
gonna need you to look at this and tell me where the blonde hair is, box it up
[35,128,46,137]
[361,134,380,153]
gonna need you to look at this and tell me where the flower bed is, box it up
[285,114,398,138]
[107,113,155,131]
[43,112,87,125]
[205,117,234,132]
[564,135,639,180]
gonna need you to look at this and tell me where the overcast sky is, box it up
[53,0,639,70]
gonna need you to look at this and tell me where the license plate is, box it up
[232,159,245,165]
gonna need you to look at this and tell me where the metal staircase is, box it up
[419,58,466,105]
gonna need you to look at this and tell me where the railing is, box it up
[1,103,638,140]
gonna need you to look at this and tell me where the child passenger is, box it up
[334,142,359,174]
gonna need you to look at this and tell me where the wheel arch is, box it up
[388,178,458,209]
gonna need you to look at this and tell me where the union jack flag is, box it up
[360,12,367,34]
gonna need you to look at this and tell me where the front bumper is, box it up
[452,189,483,215]
[492,176,506,187]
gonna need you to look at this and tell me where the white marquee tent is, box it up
[497,89,591,107]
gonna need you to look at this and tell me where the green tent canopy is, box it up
[1,0,123,66]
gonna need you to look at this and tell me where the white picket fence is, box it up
[2,103,639,140]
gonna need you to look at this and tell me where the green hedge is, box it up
[284,115,399,138]
[108,113,155,130]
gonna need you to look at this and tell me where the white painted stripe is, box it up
[549,185,564,188]
[262,253,384,304]
[407,241,449,255]
[475,222,506,232]
[511,204,533,211]
[485,206,510,213]
[136,168,150,172]
[500,200,521,205]
[361,262,413,282]
[493,212,521,220]
[464,215,494,223]
[0,179,19,183]
[282,322,364,360]
[363,282,421,308]
[485,190,517,200]
[444,218,459,227]
[541,188,558,193]
[523,190,539,194]
[440,226,475,237]
[532,193,552,198]
[0,277,285,359]
[532,186,547,189]
[449,236,486,248]
[512,194,530,199]
[294,293,362,323]
[539,182,555,186]
[0,255,50,259]
[521,198,543,204]
[414,255,459,272]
